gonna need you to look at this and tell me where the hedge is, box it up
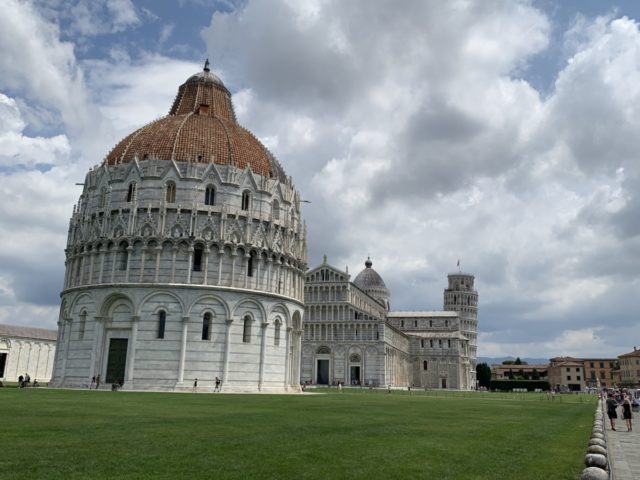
[490,380,550,391]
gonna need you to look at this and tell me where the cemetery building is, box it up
[50,62,306,392]
[301,257,478,389]
[0,324,57,383]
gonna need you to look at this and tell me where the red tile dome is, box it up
[104,61,285,180]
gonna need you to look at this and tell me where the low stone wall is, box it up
[580,398,611,480]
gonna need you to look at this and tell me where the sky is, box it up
[0,0,639,359]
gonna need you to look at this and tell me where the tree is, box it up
[508,369,515,380]
[514,357,522,365]
[476,362,491,389]
[532,369,540,380]
[502,360,514,365]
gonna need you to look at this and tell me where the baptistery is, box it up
[50,62,307,392]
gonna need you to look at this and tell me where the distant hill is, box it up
[477,356,549,366]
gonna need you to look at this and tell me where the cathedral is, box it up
[301,258,478,389]
[50,62,306,392]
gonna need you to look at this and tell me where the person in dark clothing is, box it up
[606,393,618,431]
[622,394,633,432]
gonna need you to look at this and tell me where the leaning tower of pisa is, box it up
[443,272,478,381]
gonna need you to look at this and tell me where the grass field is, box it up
[0,388,595,479]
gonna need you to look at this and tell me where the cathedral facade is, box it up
[50,63,306,392]
[301,258,478,389]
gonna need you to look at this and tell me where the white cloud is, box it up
[200,1,640,357]
[0,94,71,168]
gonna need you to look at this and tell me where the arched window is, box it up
[79,311,87,340]
[448,339,451,348]
[272,199,279,219]
[242,315,251,343]
[453,295,457,305]
[158,310,166,339]
[420,339,424,348]
[100,187,107,208]
[166,181,176,203]
[126,182,136,202]
[202,313,211,340]
[274,319,281,346]
[438,339,442,348]
[430,339,434,348]
[241,190,251,211]
[205,185,215,206]
[423,360,428,371]
[193,244,203,272]
[247,252,255,277]
[429,320,433,328]
[117,242,128,270]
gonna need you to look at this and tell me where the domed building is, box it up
[352,257,390,310]
[50,62,306,392]
[302,258,477,389]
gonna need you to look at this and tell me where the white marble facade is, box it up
[0,325,56,383]
[302,259,478,390]
[50,66,306,392]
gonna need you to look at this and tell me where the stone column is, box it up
[98,246,106,284]
[230,251,237,287]
[88,250,96,284]
[177,316,189,384]
[171,245,178,283]
[293,329,302,386]
[154,245,162,282]
[203,247,210,284]
[110,246,117,283]
[243,253,249,289]
[124,245,133,282]
[187,246,194,284]
[284,327,292,389]
[90,316,105,381]
[125,315,140,385]
[222,318,233,384]
[217,249,223,285]
[139,246,147,282]
[258,321,268,391]
[78,252,86,285]
[59,319,72,384]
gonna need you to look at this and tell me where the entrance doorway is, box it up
[316,359,329,384]
[350,366,360,385]
[441,378,447,389]
[106,338,128,383]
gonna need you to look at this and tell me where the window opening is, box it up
[166,182,176,203]
[241,191,251,211]
[274,321,281,346]
[205,185,215,206]
[243,316,251,343]
[202,313,211,340]
[193,245,203,272]
[127,182,136,202]
[158,310,166,339]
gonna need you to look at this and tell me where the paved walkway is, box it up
[606,411,639,480]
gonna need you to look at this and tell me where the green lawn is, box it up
[0,388,595,479]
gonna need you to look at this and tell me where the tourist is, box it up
[96,374,101,389]
[18,375,24,388]
[193,378,198,392]
[606,393,618,431]
[90,376,95,389]
[338,381,343,392]
[621,394,633,432]
[214,377,221,392]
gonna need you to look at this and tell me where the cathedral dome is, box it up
[353,258,390,308]
[104,61,285,180]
